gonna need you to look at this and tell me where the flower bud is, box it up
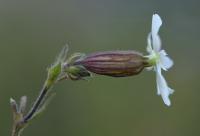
[74,51,148,77]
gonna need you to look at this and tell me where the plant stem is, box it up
[23,85,49,122]
[11,84,51,136]
[10,46,67,136]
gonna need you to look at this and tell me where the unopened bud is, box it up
[74,51,148,77]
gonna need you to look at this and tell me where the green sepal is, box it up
[66,65,91,80]
[67,53,85,64]
[46,62,61,88]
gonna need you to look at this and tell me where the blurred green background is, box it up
[0,0,200,136]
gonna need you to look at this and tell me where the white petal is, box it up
[146,33,153,53]
[151,14,162,51]
[155,65,161,95]
[152,14,162,37]
[159,50,174,71]
[153,35,162,51]
[156,68,174,106]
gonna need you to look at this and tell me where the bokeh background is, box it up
[0,0,200,136]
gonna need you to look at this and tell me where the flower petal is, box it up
[151,14,162,51]
[152,14,162,38]
[153,35,162,51]
[155,65,161,95]
[156,67,174,106]
[146,33,153,53]
[159,50,174,71]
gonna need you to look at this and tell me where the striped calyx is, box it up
[74,51,148,77]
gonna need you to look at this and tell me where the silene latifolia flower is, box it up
[63,14,174,106]
[145,14,174,106]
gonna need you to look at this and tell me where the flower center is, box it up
[146,51,160,66]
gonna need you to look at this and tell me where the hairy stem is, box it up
[23,85,49,122]
[11,83,51,136]
[10,46,68,136]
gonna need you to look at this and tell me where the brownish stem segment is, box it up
[11,84,51,136]
[11,124,22,136]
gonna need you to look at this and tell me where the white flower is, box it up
[146,14,174,106]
